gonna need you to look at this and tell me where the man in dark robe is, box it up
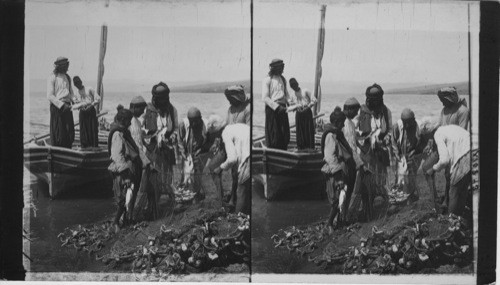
[357,83,392,206]
[47,57,76,148]
[262,59,292,150]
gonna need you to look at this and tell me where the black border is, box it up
[477,1,499,284]
[0,0,26,280]
[0,0,498,282]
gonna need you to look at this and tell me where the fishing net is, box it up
[309,213,471,274]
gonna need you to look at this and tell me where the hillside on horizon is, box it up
[29,78,467,96]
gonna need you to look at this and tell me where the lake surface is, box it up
[252,93,472,141]
[24,91,230,139]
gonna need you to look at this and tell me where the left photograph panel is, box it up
[23,0,251,281]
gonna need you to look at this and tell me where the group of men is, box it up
[47,57,102,148]
[261,58,472,229]
[47,56,251,231]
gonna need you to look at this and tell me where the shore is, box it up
[252,150,478,275]
[24,165,250,282]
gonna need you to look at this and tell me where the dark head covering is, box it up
[269,58,284,68]
[129,96,147,109]
[344,97,360,109]
[114,104,133,125]
[365,83,384,99]
[330,106,346,124]
[187,107,202,119]
[401,108,415,120]
[54,56,69,66]
[224,85,247,105]
[152,82,170,99]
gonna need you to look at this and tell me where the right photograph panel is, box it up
[251,1,478,281]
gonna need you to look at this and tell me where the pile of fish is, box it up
[308,214,472,273]
[388,184,410,205]
[271,221,331,256]
[97,212,250,276]
[174,184,197,204]
[57,221,119,255]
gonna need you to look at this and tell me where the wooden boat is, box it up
[24,131,111,198]
[252,132,325,200]
[24,25,110,199]
[252,5,327,200]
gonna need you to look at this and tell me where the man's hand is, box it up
[213,167,223,175]
[425,167,435,176]
[276,105,287,114]
[61,103,71,112]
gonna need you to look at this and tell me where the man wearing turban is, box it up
[218,85,251,208]
[47,57,77,148]
[262,59,292,150]
[437,87,469,130]
[207,115,250,214]
[357,83,392,208]
[142,82,179,210]
[71,76,101,148]
[422,87,470,212]
[320,107,356,229]
[178,107,211,199]
[225,85,250,125]
[391,108,426,203]
[288,78,317,150]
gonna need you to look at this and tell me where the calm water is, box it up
[25,91,230,139]
[24,92,230,272]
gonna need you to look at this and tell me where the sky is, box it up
[25,0,251,89]
[254,1,479,88]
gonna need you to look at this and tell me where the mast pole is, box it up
[313,5,326,116]
[97,25,108,113]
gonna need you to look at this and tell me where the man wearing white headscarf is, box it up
[207,115,250,214]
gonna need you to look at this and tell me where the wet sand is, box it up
[250,164,472,274]
[25,165,249,281]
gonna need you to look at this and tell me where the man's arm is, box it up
[324,133,339,166]
[220,129,237,170]
[432,131,449,172]
[47,75,64,109]
[458,107,470,130]
[262,77,279,110]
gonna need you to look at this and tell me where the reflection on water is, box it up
[25,169,115,272]
[251,181,330,272]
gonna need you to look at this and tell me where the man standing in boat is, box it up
[262,59,292,150]
[72,76,101,148]
[288,78,317,150]
[143,82,178,208]
[206,115,250,215]
[47,56,76,148]
[357,83,392,209]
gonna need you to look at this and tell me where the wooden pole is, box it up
[97,25,108,113]
[313,5,326,116]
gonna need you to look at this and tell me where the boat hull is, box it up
[252,146,325,200]
[24,140,112,198]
